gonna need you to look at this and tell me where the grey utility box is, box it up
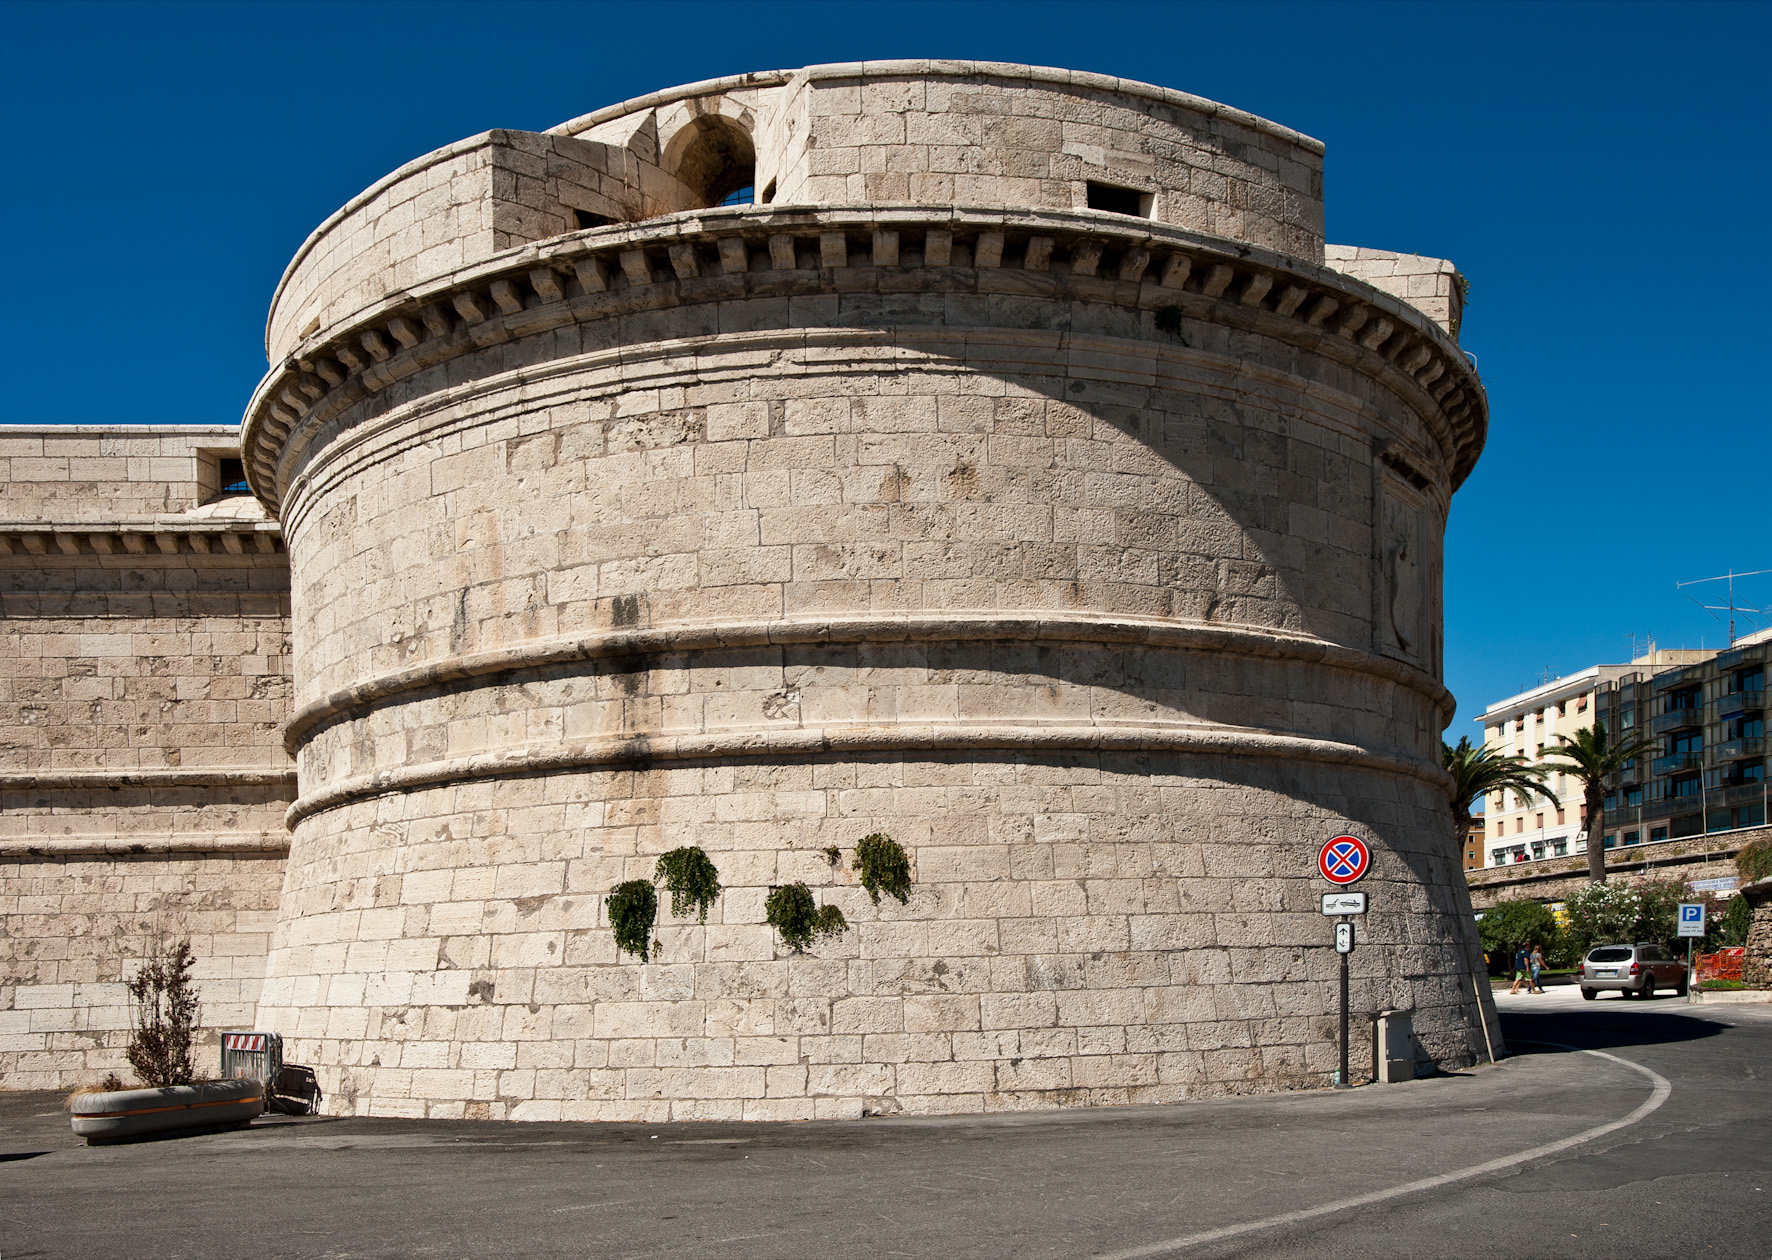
[1372,1009,1418,1084]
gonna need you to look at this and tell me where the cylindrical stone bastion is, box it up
[243,62,1493,1121]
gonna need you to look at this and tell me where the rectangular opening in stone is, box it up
[1086,181,1150,217]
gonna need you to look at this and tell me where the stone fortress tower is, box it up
[227,61,1492,1120]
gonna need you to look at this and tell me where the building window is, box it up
[1557,701,1567,717]
[1535,813,1545,830]
[1650,826,1669,842]
[1556,808,1566,825]
[1625,786,1642,807]
[1491,849,1505,865]
[1085,181,1151,217]
[1672,774,1701,798]
[1515,818,1524,834]
[1603,834,1616,849]
[1578,696,1589,712]
[1620,703,1633,726]
[1552,840,1568,856]
[1742,759,1766,783]
[1624,830,1641,845]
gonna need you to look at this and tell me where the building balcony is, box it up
[1652,666,1706,694]
[1716,644,1763,671]
[1651,707,1706,735]
[1715,689,1764,719]
[1652,752,1704,775]
[1716,736,1766,761]
[1706,780,1766,808]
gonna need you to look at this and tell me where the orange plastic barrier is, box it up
[1698,948,1745,981]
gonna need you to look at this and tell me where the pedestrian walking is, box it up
[1509,946,1531,995]
[1529,943,1546,994]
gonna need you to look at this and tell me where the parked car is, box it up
[1580,944,1688,1000]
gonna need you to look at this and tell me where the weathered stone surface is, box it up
[5,62,1495,1111]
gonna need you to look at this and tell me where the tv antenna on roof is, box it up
[1676,569,1772,645]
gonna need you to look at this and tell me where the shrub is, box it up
[1738,836,1772,885]
[654,846,722,923]
[1476,899,1562,974]
[855,833,912,906]
[607,879,659,961]
[1562,882,1643,959]
[1715,892,1754,948]
[124,938,199,1087]
[765,882,848,952]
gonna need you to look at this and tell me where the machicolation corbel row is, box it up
[3,61,1496,1116]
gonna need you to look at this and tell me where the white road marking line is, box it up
[1088,1046,1672,1260]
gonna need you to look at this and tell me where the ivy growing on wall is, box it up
[607,879,658,962]
[765,882,848,952]
[855,832,912,905]
[655,846,722,923]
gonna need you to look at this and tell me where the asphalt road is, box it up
[3,991,1767,1259]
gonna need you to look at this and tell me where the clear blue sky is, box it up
[4,1,1767,735]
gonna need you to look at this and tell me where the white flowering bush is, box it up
[1564,882,1643,957]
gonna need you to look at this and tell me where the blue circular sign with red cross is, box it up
[1318,834,1371,885]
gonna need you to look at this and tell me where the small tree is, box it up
[1476,899,1562,975]
[1538,723,1657,883]
[125,938,200,1087]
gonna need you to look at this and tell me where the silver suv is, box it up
[1580,944,1688,1000]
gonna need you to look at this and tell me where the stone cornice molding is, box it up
[0,834,291,858]
[282,611,1456,755]
[0,521,285,560]
[243,206,1486,512]
[287,720,1448,829]
[0,768,295,791]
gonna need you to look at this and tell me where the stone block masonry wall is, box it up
[0,425,244,522]
[758,66,1325,263]
[259,755,1485,1122]
[1,426,296,1089]
[0,851,286,1091]
[1325,247,1464,339]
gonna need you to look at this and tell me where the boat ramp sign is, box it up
[1317,835,1370,885]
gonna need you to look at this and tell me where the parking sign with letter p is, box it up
[1677,903,1706,937]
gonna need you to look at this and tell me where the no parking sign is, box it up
[1318,834,1370,885]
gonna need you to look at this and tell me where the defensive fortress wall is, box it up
[4,62,1494,1115]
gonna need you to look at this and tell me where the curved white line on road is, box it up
[1091,1046,1672,1260]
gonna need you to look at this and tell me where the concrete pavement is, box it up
[3,996,1767,1258]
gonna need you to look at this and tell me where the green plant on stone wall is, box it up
[855,832,912,906]
[824,846,842,866]
[765,882,848,953]
[655,846,722,923]
[1738,836,1772,885]
[607,879,658,961]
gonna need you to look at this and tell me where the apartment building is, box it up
[1592,626,1772,847]
[1474,644,1722,867]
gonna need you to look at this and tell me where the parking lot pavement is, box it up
[4,998,1768,1260]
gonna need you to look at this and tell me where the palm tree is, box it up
[1442,737,1559,847]
[1538,723,1658,884]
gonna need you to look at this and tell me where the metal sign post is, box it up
[1318,835,1370,1088]
[1678,903,1706,1004]
[1334,919,1355,1087]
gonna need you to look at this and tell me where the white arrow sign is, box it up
[1321,891,1368,916]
